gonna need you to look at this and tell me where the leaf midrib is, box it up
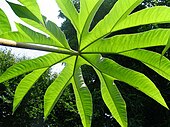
[73,56,89,127]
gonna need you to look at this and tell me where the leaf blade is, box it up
[95,70,127,127]
[0,32,32,42]
[0,9,11,34]
[13,68,48,113]
[55,0,79,32]
[7,2,42,24]
[80,0,143,49]
[0,53,70,83]
[72,64,92,127]
[120,49,170,81]
[44,56,76,119]
[82,54,168,109]
[45,20,70,49]
[18,0,44,23]
[7,2,68,48]
[16,23,63,47]
[79,0,103,38]
[83,29,170,53]
[161,37,170,57]
[113,6,170,32]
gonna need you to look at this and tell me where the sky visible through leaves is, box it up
[0,0,64,58]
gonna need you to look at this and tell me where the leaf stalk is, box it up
[0,38,78,55]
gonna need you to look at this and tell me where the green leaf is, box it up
[0,32,32,42]
[18,0,44,23]
[161,37,170,57]
[120,49,170,81]
[95,71,127,127]
[113,6,170,32]
[79,0,103,39]
[72,59,92,127]
[82,54,168,109]
[19,18,67,48]
[13,68,48,113]
[80,0,143,49]
[0,53,70,83]
[1,1,170,126]
[7,2,69,48]
[83,29,170,53]
[16,23,63,47]
[55,0,79,32]
[45,20,70,49]
[20,18,46,32]
[0,9,11,34]
[7,1,71,49]
[7,2,42,24]
[44,56,76,119]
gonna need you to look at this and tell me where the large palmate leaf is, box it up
[1,0,170,127]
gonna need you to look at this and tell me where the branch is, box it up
[0,38,78,55]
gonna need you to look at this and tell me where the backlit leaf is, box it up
[1,1,170,127]
[80,0,143,49]
[83,29,170,53]
[55,0,79,32]
[96,71,127,127]
[16,23,63,47]
[72,63,92,127]
[82,54,168,109]
[18,0,44,23]
[13,68,48,112]
[113,6,170,32]
[0,9,11,34]
[121,49,170,81]
[44,56,76,119]
[0,53,70,83]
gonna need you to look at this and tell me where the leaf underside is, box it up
[0,0,170,127]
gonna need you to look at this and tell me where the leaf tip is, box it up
[43,113,48,121]
[12,106,16,115]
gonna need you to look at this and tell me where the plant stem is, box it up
[0,38,78,55]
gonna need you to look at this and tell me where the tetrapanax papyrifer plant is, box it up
[0,0,170,127]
